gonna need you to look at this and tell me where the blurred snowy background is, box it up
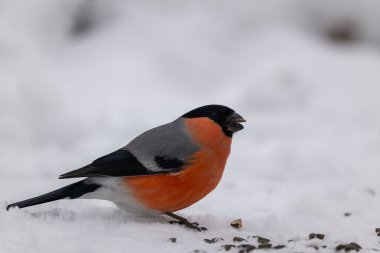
[1,0,380,252]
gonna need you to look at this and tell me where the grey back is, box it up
[125,118,199,172]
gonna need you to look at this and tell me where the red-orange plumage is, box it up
[123,118,231,212]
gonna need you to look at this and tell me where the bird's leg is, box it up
[165,212,207,231]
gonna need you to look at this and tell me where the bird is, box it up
[6,104,245,231]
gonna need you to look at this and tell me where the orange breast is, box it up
[123,118,232,212]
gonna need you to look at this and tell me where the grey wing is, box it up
[59,118,199,179]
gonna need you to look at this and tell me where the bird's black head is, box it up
[182,105,246,137]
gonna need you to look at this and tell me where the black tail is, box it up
[6,180,101,210]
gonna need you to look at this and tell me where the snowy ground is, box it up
[1,1,380,252]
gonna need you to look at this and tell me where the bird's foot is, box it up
[165,212,207,231]
[168,220,207,231]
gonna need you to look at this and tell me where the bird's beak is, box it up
[226,112,246,133]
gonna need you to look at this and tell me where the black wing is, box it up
[59,149,186,179]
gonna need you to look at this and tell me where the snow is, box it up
[1,1,380,252]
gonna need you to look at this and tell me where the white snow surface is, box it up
[1,1,380,252]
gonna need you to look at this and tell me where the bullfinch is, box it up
[6,105,245,230]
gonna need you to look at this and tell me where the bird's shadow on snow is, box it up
[1,200,168,224]
[26,207,170,225]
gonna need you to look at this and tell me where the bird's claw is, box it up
[168,220,207,231]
